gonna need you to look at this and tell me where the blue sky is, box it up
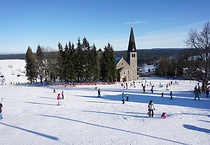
[0,0,210,53]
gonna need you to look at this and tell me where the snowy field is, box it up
[0,60,210,145]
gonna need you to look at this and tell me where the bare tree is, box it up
[186,22,210,90]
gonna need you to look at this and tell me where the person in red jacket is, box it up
[57,94,61,105]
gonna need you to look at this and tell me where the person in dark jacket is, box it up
[0,103,3,120]
[122,92,125,104]
[98,89,101,97]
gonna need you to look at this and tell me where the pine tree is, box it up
[82,37,91,82]
[67,41,76,83]
[75,38,85,82]
[57,42,65,81]
[96,48,103,81]
[25,47,37,83]
[101,43,117,82]
[36,45,44,83]
[91,44,99,81]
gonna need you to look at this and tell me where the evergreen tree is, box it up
[57,42,65,81]
[63,44,70,81]
[91,44,99,81]
[96,48,103,81]
[45,48,59,83]
[67,41,76,83]
[75,38,85,82]
[101,43,117,82]
[25,47,37,83]
[82,37,91,82]
[36,45,44,83]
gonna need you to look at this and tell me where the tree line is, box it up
[25,37,117,84]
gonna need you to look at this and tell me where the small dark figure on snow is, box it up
[0,103,3,120]
[53,89,56,93]
[122,92,125,104]
[161,92,164,97]
[126,95,129,101]
[98,89,101,97]
[143,85,146,93]
[151,85,154,93]
[148,100,155,117]
[61,91,64,99]
[170,91,173,100]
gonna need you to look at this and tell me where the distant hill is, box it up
[0,53,25,60]
[114,48,185,66]
[0,48,185,66]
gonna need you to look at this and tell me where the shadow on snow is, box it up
[0,122,59,140]
[39,114,188,145]
[183,124,210,134]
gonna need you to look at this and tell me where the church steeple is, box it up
[127,27,138,81]
[127,27,137,52]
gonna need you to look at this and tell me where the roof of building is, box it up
[115,56,122,64]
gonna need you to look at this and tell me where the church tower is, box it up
[127,27,138,81]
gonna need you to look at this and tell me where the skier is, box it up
[98,89,101,97]
[161,92,164,97]
[0,103,3,120]
[148,100,155,117]
[194,89,200,100]
[122,92,125,104]
[151,85,154,93]
[61,91,64,99]
[126,95,129,101]
[57,93,61,105]
[170,91,173,100]
[143,85,146,93]
[53,89,56,93]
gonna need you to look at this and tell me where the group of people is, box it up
[121,92,129,104]
[54,89,65,105]
[147,100,167,118]
[194,83,210,100]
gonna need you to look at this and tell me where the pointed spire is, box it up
[127,27,137,52]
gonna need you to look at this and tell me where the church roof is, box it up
[127,27,137,52]
[115,56,122,64]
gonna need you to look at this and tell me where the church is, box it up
[116,27,139,82]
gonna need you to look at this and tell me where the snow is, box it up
[0,59,210,145]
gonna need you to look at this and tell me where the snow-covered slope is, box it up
[0,60,209,145]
